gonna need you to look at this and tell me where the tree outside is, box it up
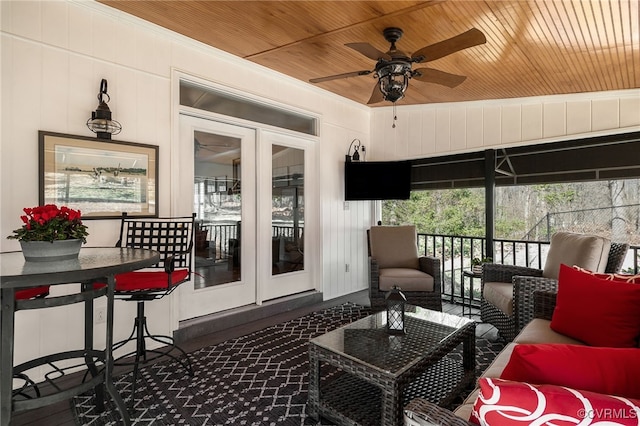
[382,179,640,245]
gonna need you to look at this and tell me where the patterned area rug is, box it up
[72,303,504,425]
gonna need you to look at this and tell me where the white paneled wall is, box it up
[370,90,640,159]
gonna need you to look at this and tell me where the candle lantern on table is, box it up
[385,285,406,335]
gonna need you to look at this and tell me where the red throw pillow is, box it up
[500,344,640,399]
[470,378,640,426]
[550,264,640,347]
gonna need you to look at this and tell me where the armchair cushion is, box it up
[542,231,611,279]
[378,268,434,292]
[483,281,514,316]
[500,344,640,399]
[369,225,419,269]
[550,264,640,347]
[470,378,640,425]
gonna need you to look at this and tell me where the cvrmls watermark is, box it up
[577,408,639,419]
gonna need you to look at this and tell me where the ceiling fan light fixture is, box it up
[377,62,411,103]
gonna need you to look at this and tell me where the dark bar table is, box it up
[1,247,160,425]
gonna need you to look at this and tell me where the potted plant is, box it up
[471,257,492,274]
[7,204,89,262]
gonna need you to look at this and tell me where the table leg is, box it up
[463,324,476,373]
[307,346,319,420]
[1,288,16,425]
[461,272,467,317]
[380,382,400,426]
[104,275,130,425]
[83,283,104,411]
[469,276,475,318]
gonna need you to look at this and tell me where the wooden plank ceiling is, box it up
[100,0,639,106]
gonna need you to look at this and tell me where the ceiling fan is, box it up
[309,27,486,104]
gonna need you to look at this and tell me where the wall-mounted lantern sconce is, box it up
[345,138,362,162]
[86,79,122,139]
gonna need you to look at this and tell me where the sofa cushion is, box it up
[550,264,640,347]
[542,231,610,279]
[482,281,513,316]
[378,268,434,292]
[481,343,516,379]
[453,389,478,421]
[513,318,584,345]
[453,343,516,420]
[369,225,419,269]
[500,344,640,399]
[470,378,640,425]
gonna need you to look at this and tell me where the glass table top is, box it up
[310,305,474,377]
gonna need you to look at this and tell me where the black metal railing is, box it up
[417,232,640,307]
[195,224,640,304]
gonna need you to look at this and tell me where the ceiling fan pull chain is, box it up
[392,103,398,128]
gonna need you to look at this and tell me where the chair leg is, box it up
[113,300,193,405]
[140,319,194,376]
[12,373,41,399]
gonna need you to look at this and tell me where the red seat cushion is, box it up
[112,269,190,292]
[550,264,640,347]
[501,344,640,399]
[15,286,50,300]
[470,378,640,425]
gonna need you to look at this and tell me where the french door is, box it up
[176,115,257,319]
[258,131,316,301]
[175,114,316,320]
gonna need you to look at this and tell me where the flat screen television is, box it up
[345,161,411,200]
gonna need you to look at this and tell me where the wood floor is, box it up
[10,292,496,426]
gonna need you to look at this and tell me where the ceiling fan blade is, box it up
[412,28,486,63]
[309,70,372,83]
[367,84,385,104]
[346,43,392,61]
[413,68,467,88]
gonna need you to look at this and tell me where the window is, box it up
[180,80,318,136]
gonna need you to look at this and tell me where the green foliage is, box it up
[534,184,576,211]
[382,188,485,236]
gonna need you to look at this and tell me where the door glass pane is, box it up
[193,130,241,288]
[272,145,304,275]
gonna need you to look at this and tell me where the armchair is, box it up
[480,231,628,341]
[368,225,442,311]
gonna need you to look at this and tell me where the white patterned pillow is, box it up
[470,378,640,425]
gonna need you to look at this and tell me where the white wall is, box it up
[1,0,370,376]
[370,90,640,160]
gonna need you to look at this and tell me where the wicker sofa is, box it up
[404,274,640,425]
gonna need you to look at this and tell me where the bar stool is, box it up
[103,213,196,403]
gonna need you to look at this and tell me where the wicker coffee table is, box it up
[307,305,475,426]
